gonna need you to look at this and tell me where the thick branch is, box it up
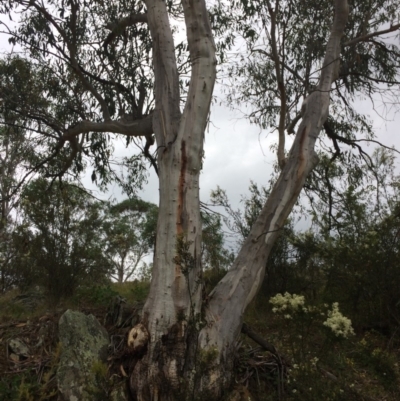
[344,23,400,47]
[45,115,153,177]
[62,114,153,141]
[104,13,148,49]
[180,0,217,167]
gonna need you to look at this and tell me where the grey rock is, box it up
[57,310,109,401]
[9,338,30,358]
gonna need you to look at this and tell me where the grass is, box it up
[0,289,49,323]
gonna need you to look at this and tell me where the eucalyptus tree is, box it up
[303,148,400,332]
[102,198,158,283]
[0,59,42,290]
[13,178,110,303]
[0,0,397,399]
[0,124,27,291]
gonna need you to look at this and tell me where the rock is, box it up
[8,338,30,359]
[9,353,20,362]
[57,310,109,401]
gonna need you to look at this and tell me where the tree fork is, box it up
[129,0,348,400]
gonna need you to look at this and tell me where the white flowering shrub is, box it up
[323,302,355,338]
[269,292,305,314]
[265,293,395,400]
[269,294,355,339]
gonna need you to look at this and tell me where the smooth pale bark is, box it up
[130,0,216,399]
[129,0,348,400]
[200,0,349,354]
[197,0,349,394]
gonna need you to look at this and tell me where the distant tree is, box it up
[102,198,233,283]
[0,119,37,291]
[225,0,400,172]
[13,179,110,303]
[200,210,234,271]
[210,181,272,245]
[102,198,158,283]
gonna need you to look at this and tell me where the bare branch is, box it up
[352,138,400,155]
[62,114,153,141]
[143,135,158,176]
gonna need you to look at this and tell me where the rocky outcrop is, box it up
[57,310,109,401]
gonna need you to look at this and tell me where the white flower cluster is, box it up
[323,303,355,338]
[269,292,305,314]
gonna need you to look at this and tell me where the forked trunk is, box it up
[129,1,349,400]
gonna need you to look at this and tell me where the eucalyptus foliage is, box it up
[12,178,110,302]
[217,0,399,171]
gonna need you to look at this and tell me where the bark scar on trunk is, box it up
[177,139,187,235]
[174,140,188,282]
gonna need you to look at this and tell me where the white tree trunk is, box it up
[130,0,349,400]
[198,0,349,392]
[130,0,216,399]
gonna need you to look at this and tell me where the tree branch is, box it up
[31,0,111,121]
[143,135,158,176]
[344,23,400,47]
[251,48,306,85]
[286,112,302,135]
[323,120,378,170]
[62,114,153,141]
[266,0,287,169]
[104,13,148,50]
[241,323,287,361]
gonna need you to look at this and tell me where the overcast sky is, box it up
[124,94,400,212]
[105,100,280,207]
